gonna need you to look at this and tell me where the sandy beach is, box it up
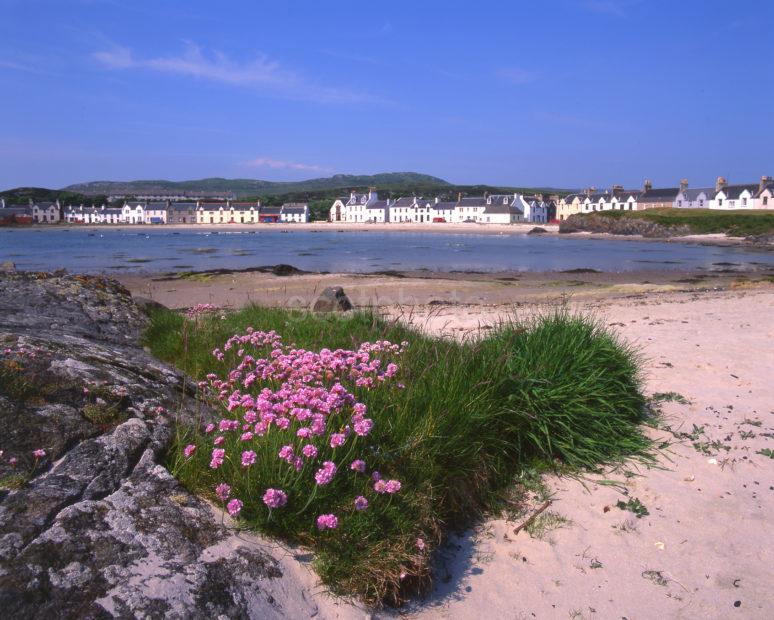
[119,269,774,619]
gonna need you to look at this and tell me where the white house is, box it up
[524,198,548,223]
[280,203,309,223]
[389,196,428,223]
[31,200,60,223]
[455,197,489,222]
[429,200,457,222]
[757,176,774,209]
[122,201,146,224]
[674,187,713,209]
[710,176,758,210]
[328,189,380,223]
[144,202,169,224]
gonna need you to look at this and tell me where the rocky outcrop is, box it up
[312,286,354,312]
[559,213,692,237]
[0,272,321,618]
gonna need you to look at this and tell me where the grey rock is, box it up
[132,296,168,315]
[312,286,354,312]
[0,261,15,272]
[0,272,321,618]
[527,226,548,234]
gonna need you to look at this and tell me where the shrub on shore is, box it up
[145,305,651,605]
[561,208,774,237]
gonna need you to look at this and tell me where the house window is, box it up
[764,196,769,206]
[699,199,703,206]
[678,200,682,207]
[718,199,723,206]
[742,198,747,206]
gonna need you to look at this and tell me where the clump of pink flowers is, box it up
[185,303,218,319]
[183,328,407,535]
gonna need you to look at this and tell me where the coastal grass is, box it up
[144,306,652,605]
[597,208,774,236]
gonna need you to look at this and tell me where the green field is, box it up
[597,208,774,236]
[145,306,653,605]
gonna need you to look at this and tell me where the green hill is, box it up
[62,172,452,197]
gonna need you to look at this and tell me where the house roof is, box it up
[391,196,419,207]
[260,205,283,215]
[721,184,758,199]
[169,202,197,210]
[457,197,487,207]
[431,201,457,210]
[679,188,713,201]
[637,188,679,203]
[146,202,168,209]
[282,204,309,214]
[366,200,389,210]
[483,203,512,214]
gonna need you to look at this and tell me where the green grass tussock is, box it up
[145,305,651,605]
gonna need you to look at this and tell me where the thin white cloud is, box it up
[93,42,382,104]
[497,67,535,85]
[244,157,329,173]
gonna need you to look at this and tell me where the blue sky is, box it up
[1,0,772,190]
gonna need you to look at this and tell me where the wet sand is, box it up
[118,269,774,619]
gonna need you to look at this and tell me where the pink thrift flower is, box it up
[183,444,196,458]
[210,448,225,469]
[32,449,46,459]
[385,479,402,494]
[293,456,303,471]
[262,488,288,509]
[314,461,337,485]
[373,479,387,494]
[241,450,257,467]
[302,444,318,459]
[296,427,311,439]
[329,433,346,448]
[240,431,254,442]
[416,538,426,551]
[213,435,225,446]
[278,445,294,462]
[215,483,231,501]
[227,498,243,517]
[372,470,381,482]
[353,418,373,437]
[205,423,215,434]
[354,496,369,511]
[350,459,366,473]
[316,513,338,530]
[9,457,18,466]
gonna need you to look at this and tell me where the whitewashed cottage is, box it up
[280,203,310,223]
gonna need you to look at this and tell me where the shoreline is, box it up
[117,265,774,312]
[4,221,771,249]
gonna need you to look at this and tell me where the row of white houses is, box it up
[557,176,774,220]
[329,190,552,224]
[62,201,310,225]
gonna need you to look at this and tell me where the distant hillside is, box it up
[0,187,104,206]
[62,172,452,197]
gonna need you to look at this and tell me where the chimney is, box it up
[612,184,624,194]
[585,186,596,197]
[457,192,462,202]
[760,175,772,193]
[680,178,689,192]
[716,176,727,193]
[643,179,653,191]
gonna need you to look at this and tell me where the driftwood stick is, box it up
[513,500,552,535]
